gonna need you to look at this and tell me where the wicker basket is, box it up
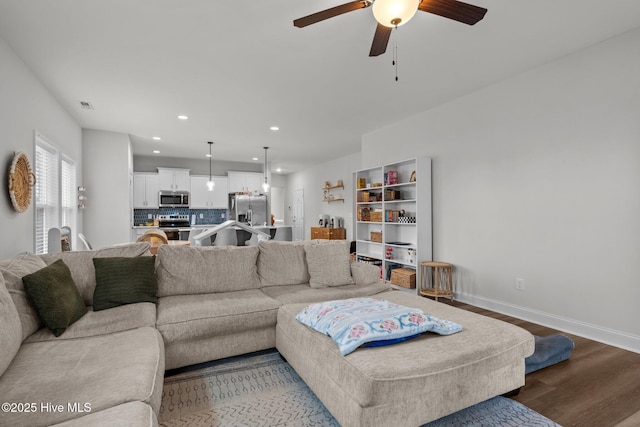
[370,211,383,222]
[390,268,416,289]
[370,231,382,243]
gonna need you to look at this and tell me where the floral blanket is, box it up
[296,297,463,356]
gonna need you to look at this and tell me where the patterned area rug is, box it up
[159,349,560,427]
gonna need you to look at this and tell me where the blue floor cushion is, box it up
[525,334,575,374]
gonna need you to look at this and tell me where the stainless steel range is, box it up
[157,214,190,240]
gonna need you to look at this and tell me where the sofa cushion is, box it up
[305,240,354,288]
[350,261,381,286]
[50,401,157,427]
[92,256,157,311]
[24,302,157,343]
[0,253,46,340]
[156,245,260,296]
[22,259,88,337]
[261,281,391,305]
[0,276,21,377]
[156,289,281,344]
[40,242,151,305]
[0,327,164,427]
[257,241,310,287]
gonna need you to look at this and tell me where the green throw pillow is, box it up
[22,259,88,337]
[92,256,157,311]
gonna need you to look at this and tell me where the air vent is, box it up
[79,101,94,110]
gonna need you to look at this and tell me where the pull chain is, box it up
[392,26,399,81]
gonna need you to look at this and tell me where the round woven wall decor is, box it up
[8,151,36,213]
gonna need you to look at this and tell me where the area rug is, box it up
[159,349,560,426]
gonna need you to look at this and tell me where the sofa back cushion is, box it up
[0,275,22,376]
[305,240,354,288]
[39,242,151,305]
[257,241,310,287]
[156,245,260,296]
[0,253,47,340]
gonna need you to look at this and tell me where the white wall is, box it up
[82,129,132,249]
[362,27,640,352]
[286,152,360,240]
[0,37,82,259]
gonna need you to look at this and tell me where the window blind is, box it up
[61,156,76,230]
[35,135,60,254]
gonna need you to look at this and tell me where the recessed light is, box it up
[153,150,160,154]
[270,126,279,131]
[252,157,259,161]
[178,115,189,120]
[206,154,212,158]
[152,136,161,141]
[276,168,282,173]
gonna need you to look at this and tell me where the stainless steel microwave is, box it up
[158,191,189,208]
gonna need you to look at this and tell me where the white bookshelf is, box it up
[355,157,432,293]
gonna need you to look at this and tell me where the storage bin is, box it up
[370,211,383,222]
[370,231,382,243]
[390,268,416,289]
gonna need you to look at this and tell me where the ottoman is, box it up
[276,290,534,427]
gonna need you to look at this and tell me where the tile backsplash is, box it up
[133,208,227,226]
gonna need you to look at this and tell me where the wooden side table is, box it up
[419,261,454,301]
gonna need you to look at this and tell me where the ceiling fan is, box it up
[293,0,488,57]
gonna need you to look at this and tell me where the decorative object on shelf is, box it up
[322,179,345,202]
[262,146,270,193]
[206,141,215,191]
[409,170,416,182]
[8,151,36,213]
[77,186,87,209]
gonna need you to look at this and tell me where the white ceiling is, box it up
[1,0,640,173]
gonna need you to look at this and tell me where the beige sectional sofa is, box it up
[0,240,386,426]
[0,239,533,427]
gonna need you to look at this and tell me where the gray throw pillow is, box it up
[22,259,88,337]
[305,240,354,288]
[92,256,158,311]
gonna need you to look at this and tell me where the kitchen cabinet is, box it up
[133,173,159,208]
[228,171,264,194]
[157,167,190,191]
[190,176,229,208]
[310,227,346,240]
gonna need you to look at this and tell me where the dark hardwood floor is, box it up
[445,300,640,427]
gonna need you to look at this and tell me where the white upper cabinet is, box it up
[190,176,229,208]
[228,171,264,194]
[133,173,159,208]
[157,167,190,191]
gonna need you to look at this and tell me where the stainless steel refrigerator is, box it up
[230,194,268,226]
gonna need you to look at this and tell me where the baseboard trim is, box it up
[455,292,640,354]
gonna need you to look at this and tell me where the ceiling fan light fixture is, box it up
[372,0,419,27]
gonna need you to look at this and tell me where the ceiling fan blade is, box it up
[418,0,487,25]
[369,23,392,57]
[294,1,371,28]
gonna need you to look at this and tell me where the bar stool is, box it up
[419,261,454,301]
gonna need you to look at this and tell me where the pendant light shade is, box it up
[206,141,215,191]
[262,146,270,193]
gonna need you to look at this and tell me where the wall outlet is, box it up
[199,213,204,219]
[147,214,153,219]
[221,213,225,218]
[515,278,525,291]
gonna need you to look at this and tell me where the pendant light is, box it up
[262,146,270,193]
[206,141,215,191]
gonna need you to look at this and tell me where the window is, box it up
[34,133,77,254]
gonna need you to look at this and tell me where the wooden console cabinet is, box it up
[310,227,346,240]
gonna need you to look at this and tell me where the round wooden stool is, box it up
[419,261,454,301]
